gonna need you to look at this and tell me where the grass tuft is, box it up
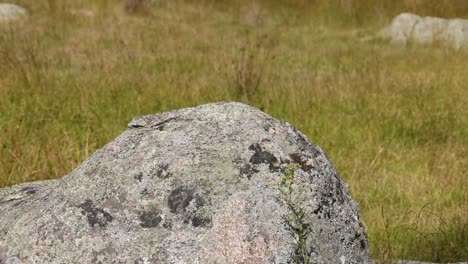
[123,0,150,15]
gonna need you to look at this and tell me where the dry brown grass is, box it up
[123,0,150,15]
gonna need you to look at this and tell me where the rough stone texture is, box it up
[0,3,27,22]
[443,19,468,49]
[411,17,448,44]
[379,13,468,49]
[0,102,371,263]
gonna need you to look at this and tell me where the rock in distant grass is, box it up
[380,13,468,49]
[0,102,371,263]
[379,13,422,45]
[0,3,27,22]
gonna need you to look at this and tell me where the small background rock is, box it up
[379,13,468,49]
[0,3,27,22]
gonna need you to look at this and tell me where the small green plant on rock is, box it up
[278,163,312,264]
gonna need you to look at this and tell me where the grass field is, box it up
[0,0,467,262]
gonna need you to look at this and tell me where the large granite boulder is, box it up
[0,3,27,22]
[0,102,371,263]
[379,13,468,49]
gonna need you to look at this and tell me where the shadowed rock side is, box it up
[0,102,371,263]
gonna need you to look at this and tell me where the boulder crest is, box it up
[0,102,371,263]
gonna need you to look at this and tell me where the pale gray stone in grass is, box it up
[411,17,448,44]
[380,13,468,49]
[0,102,371,263]
[379,13,422,45]
[0,3,27,22]
[442,19,468,49]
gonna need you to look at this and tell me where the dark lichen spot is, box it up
[191,215,211,228]
[162,220,173,230]
[289,153,314,172]
[156,164,171,179]
[194,195,205,209]
[21,186,37,195]
[167,186,194,213]
[248,143,280,172]
[312,199,331,219]
[140,188,149,196]
[79,199,113,228]
[350,231,365,249]
[312,204,323,216]
[289,126,310,147]
[139,209,162,228]
[334,179,345,204]
[239,163,259,179]
[360,239,366,250]
[263,123,272,131]
[134,172,143,182]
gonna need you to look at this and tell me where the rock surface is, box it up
[0,102,371,263]
[380,13,468,49]
[0,3,27,22]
